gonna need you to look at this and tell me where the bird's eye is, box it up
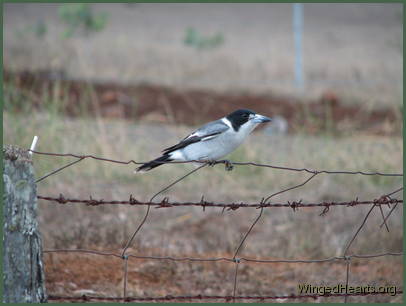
[243,114,249,118]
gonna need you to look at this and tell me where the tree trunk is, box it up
[3,145,47,303]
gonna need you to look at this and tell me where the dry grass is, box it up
[4,108,403,302]
[3,3,403,107]
[4,110,402,254]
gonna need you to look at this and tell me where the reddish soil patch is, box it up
[4,70,400,136]
[44,250,402,303]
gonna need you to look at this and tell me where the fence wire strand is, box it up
[344,258,351,303]
[29,149,403,179]
[30,150,403,302]
[343,204,377,256]
[121,163,207,261]
[47,290,403,302]
[37,194,403,210]
[43,249,402,263]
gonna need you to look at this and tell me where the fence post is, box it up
[3,145,47,303]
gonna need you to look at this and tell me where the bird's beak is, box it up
[252,114,272,123]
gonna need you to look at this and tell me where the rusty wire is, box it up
[42,249,402,263]
[343,204,378,256]
[380,202,399,228]
[344,257,351,303]
[121,163,208,258]
[43,249,402,302]
[43,248,403,302]
[37,194,402,210]
[122,256,129,298]
[29,150,403,183]
[31,149,403,302]
[232,260,240,302]
[378,204,390,232]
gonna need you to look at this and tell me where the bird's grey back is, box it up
[188,118,230,139]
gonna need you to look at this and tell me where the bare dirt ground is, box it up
[45,251,402,303]
[4,70,402,136]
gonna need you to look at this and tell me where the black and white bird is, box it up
[135,109,271,173]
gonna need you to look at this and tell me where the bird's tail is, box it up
[135,154,173,173]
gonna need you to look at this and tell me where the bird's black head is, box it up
[226,109,257,131]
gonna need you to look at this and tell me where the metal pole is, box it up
[293,3,304,90]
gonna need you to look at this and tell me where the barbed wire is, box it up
[30,149,403,303]
[37,192,403,210]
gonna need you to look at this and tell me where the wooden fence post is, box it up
[3,145,47,303]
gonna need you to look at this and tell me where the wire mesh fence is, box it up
[29,149,403,302]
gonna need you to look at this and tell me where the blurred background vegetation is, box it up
[3,3,403,302]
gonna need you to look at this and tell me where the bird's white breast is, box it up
[173,119,259,162]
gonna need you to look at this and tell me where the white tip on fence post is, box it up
[29,136,39,155]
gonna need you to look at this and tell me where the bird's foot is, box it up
[205,160,233,171]
[206,160,217,167]
[224,160,234,171]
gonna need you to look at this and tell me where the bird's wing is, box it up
[162,119,230,154]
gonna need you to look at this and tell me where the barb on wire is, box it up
[28,150,403,177]
[121,163,207,256]
[47,291,403,302]
[380,187,403,229]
